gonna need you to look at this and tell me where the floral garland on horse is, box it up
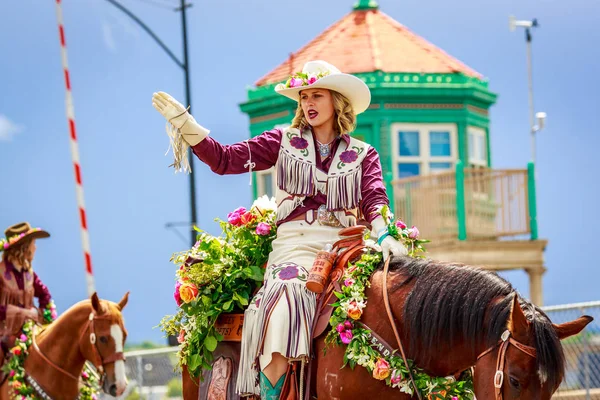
[160,198,475,399]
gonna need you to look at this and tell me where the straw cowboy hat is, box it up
[0,222,50,252]
[275,60,371,115]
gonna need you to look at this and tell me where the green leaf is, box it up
[249,265,265,281]
[222,301,232,311]
[189,354,201,371]
[204,335,218,352]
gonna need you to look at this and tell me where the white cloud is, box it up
[0,115,24,141]
[102,21,117,52]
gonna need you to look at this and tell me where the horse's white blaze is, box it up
[110,324,127,393]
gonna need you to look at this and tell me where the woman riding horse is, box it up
[152,60,406,398]
[0,222,54,361]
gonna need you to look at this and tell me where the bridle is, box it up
[29,310,126,393]
[476,330,537,400]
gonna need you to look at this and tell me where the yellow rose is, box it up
[347,301,363,320]
[372,358,391,380]
[179,282,199,303]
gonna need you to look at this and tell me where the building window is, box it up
[391,123,457,178]
[256,167,277,198]
[468,127,487,167]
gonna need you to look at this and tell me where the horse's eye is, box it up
[99,336,108,344]
[509,376,520,389]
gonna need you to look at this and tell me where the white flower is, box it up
[399,381,414,395]
[251,195,277,214]
[426,381,438,394]
[357,354,370,365]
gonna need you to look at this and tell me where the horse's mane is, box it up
[384,256,564,388]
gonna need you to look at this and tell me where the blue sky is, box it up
[1,0,598,344]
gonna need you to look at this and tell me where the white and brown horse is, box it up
[0,292,130,400]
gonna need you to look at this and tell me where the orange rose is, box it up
[11,346,21,356]
[347,301,363,320]
[11,380,21,389]
[179,282,199,303]
[240,211,256,225]
[372,358,391,380]
[428,390,447,400]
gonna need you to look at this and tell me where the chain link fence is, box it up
[544,301,600,399]
[98,347,181,400]
[101,301,600,399]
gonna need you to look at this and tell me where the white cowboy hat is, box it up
[275,60,371,115]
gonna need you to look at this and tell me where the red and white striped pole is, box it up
[55,0,96,297]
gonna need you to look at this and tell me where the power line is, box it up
[125,0,179,11]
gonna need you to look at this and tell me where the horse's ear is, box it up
[91,292,102,314]
[509,297,529,341]
[117,292,130,311]
[554,315,593,340]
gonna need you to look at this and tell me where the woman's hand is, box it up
[379,235,408,261]
[26,307,39,321]
[152,91,209,146]
[371,215,408,261]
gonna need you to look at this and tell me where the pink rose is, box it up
[339,330,353,344]
[289,77,304,88]
[307,74,318,85]
[82,371,89,379]
[372,358,391,380]
[9,370,15,377]
[391,371,402,385]
[177,329,186,344]
[347,301,363,320]
[2,242,8,250]
[395,220,407,230]
[344,278,355,287]
[409,226,420,239]
[19,334,27,342]
[51,310,58,319]
[344,320,353,329]
[336,323,345,333]
[174,281,183,306]
[227,211,242,226]
[255,222,272,236]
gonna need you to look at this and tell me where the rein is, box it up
[382,257,423,400]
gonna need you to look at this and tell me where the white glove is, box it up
[151,91,210,146]
[371,216,408,261]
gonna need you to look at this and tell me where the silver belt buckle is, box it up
[317,205,341,227]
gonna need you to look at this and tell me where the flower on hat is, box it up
[281,71,330,90]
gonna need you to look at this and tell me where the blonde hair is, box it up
[290,90,356,134]
[3,238,33,271]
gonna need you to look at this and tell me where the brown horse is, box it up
[0,292,130,400]
[183,257,592,399]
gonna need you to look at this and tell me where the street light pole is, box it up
[509,16,544,165]
[178,0,198,247]
[105,0,197,247]
[525,27,536,165]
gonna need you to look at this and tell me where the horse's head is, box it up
[474,297,592,399]
[78,292,130,397]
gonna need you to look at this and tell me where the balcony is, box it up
[391,161,547,304]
